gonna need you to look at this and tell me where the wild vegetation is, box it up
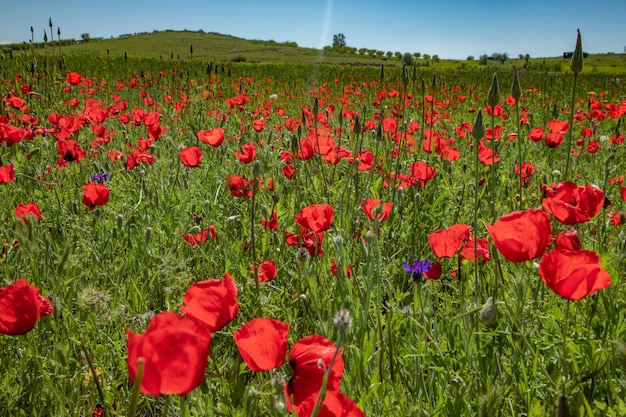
[0,30,626,416]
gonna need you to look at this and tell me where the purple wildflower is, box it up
[402,258,433,281]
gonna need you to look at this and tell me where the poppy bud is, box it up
[252,160,261,178]
[570,29,583,75]
[145,227,152,244]
[116,214,123,229]
[472,109,485,141]
[511,66,522,101]
[480,296,497,326]
[487,73,499,108]
[353,115,362,135]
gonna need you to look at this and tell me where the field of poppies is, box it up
[1,32,626,416]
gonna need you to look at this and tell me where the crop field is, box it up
[1,33,626,416]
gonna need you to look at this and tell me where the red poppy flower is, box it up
[541,181,604,225]
[555,230,581,251]
[528,127,545,142]
[295,204,334,233]
[233,317,290,372]
[424,261,442,280]
[0,164,15,183]
[82,182,110,210]
[478,140,500,165]
[0,279,53,335]
[620,187,626,201]
[485,208,552,263]
[179,146,202,167]
[545,120,569,148]
[227,174,254,198]
[260,211,278,229]
[57,139,87,164]
[356,150,374,171]
[197,127,225,147]
[126,147,155,170]
[538,249,611,301]
[182,225,216,246]
[292,391,364,417]
[252,119,267,132]
[14,202,41,224]
[514,162,535,188]
[428,224,472,258]
[254,259,277,282]
[67,72,82,85]
[361,199,393,221]
[234,142,257,164]
[180,273,239,333]
[460,237,491,264]
[285,228,324,257]
[408,161,437,189]
[330,259,353,277]
[286,335,344,407]
[126,311,211,396]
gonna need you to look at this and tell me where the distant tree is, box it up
[81,33,91,42]
[402,52,415,66]
[367,49,377,57]
[432,54,440,62]
[332,33,346,48]
[413,52,421,59]
[376,50,385,59]
[518,54,524,60]
[479,54,488,65]
[394,51,402,60]
[358,47,367,55]
[423,53,430,60]
[467,55,474,61]
[385,51,393,59]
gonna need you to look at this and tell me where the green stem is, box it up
[127,358,145,417]
[563,73,578,179]
[81,336,107,416]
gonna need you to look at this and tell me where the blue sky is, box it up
[1,0,625,59]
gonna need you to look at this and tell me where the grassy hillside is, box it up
[3,29,626,72]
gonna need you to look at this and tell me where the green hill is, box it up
[3,29,626,72]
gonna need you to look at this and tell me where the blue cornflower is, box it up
[91,171,110,183]
[402,258,433,281]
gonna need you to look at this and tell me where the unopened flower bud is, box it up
[511,66,522,101]
[145,227,153,243]
[570,29,583,75]
[487,73,499,108]
[472,109,485,141]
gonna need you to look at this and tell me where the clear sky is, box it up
[1,0,624,59]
